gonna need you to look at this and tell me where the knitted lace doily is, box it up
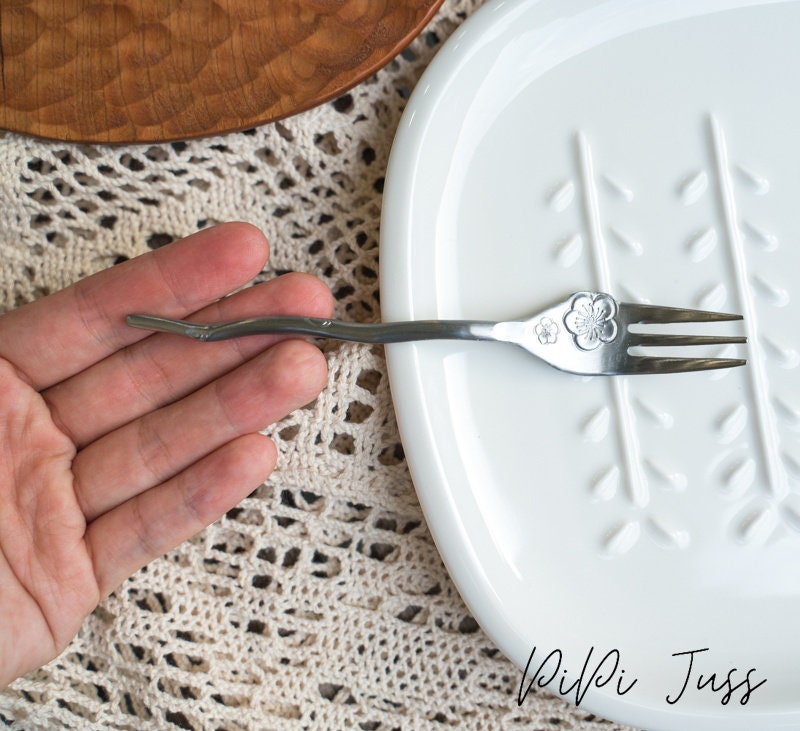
[0,2,636,728]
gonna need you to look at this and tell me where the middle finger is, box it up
[44,272,333,448]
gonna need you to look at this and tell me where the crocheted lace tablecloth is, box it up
[0,2,636,728]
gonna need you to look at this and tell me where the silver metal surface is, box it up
[127,291,747,376]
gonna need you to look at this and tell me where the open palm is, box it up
[0,223,332,688]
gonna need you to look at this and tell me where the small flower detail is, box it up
[535,317,559,345]
[564,292,618,351]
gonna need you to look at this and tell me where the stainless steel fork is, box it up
[126,291,746,376]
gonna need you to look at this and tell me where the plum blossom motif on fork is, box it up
[534,316,559,345]
[563,291,619,351]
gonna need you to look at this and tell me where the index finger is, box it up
[0,223,269,390]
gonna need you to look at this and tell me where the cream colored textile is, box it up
[0,1,635,728]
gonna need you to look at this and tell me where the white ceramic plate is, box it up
[380,1,800,729]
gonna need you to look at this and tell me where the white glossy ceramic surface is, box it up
[380,1,800,729]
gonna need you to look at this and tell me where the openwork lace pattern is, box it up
[0,2,633,729]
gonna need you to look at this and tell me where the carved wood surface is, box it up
[0,0,444,143]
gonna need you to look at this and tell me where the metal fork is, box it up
[126,291,746,376]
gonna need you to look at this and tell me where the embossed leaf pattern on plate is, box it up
[697,116,800,544]
[546,134,690,556]
[543,117,800,554]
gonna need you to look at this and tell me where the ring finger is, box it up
[72,338,327,522]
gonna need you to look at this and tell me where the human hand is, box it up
[0,223,332,688]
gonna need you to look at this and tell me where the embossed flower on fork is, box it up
[534,317,559,345]
[563,292,619,351]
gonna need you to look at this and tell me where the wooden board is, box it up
[0,0,445,143]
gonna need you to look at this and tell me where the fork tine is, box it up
[625,356,747,374]
[627,332,747,348]
[621,302,743,324]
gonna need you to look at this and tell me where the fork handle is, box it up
[126,314,500,344]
